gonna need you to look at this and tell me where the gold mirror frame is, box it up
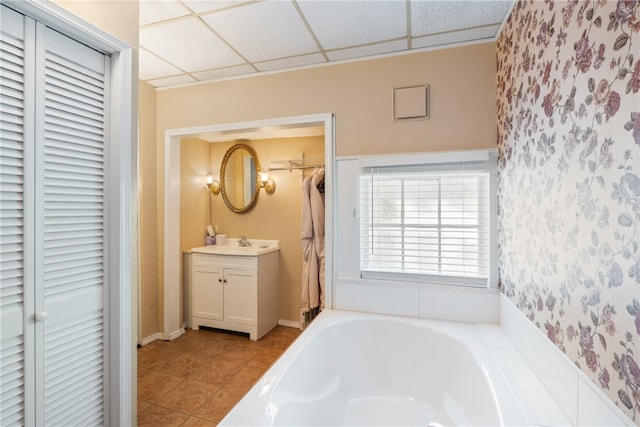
[219,143,262,213]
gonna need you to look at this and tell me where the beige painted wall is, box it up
[147,42,497,330]
[179,138,212,324]
[139,81,159,338]
[155,42,496,156]
[181,138,213,255]
[52,0,139,47]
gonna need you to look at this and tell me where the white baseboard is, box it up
[164,327,185,341]
[139,332,162,346]
[278,319,300,329]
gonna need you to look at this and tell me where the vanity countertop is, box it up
[189,239,280,256]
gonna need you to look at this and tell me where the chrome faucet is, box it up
[238,235,251,246]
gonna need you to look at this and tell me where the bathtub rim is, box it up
[219,309,534,426]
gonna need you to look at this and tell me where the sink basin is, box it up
[190,239,280,256]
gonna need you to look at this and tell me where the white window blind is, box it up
[359,160,492,287]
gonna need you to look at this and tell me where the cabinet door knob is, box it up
[35,311,48,322]
[218,278,222,283]
[223,279,227,283]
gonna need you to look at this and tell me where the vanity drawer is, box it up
[192,253,256,269]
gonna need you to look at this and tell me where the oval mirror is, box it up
[220,143,261,213]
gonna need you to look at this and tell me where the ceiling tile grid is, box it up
[412,24,501,50]
[200,1,320,62]
[139,0,514,88]
[255,53,326,72]
[295,0,407,50]
[326,39,408,62]
[181,0,247,14]
[139,48,183,80]
[410,1,513,35]
[191,64,256,81]
[140,18,246,71]
[140,0,191,25]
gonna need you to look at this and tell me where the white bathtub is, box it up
[220,310,549,426]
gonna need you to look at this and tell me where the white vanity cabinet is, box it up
[190,245,279,340]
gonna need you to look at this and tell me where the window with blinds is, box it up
[359,160,493,287]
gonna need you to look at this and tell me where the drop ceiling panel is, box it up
[181,0,248,14]
[147,74,198,88]
[297,0,407,50]
[201,1,319,63]
[138,0,516,88]
[139,48,184,80]
[412,25,499,50]
[327,39,408,61]
[411,1,511,36]
[140,0,191,26]
[256,53,326,72]
[140,18,246,71]
[192,64,256,81]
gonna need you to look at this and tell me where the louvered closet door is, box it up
[0,5,110,426]
[1,6,34,426]
[35,26,110,426]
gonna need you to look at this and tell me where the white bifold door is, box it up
[1,4,111,426]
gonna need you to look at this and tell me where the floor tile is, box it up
[191,358,243,386]
[137,325,301,425]
[153,378,221,414]
[138,369,184,402]
[138,400,151,414]
[226,365,265,390]
[193,385,248,423]
[137,404,187,427]
[157,352,208,378]
[197,340,227,359]
[218,343,259,365]
[138,345,182,370]
[247,350,281,369]
[181,415,219,426]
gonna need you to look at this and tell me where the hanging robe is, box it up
[310,169,325,310]
[300,173,319,311]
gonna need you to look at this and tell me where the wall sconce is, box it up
[260,172,276,194]
[206,175,220,195]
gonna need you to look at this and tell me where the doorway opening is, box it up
[162,114,334,339]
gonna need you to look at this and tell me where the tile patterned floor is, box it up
[137,326,301,426]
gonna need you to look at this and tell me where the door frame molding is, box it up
[6,1,136,424]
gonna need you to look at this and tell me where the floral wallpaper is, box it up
[497,0,640,422]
